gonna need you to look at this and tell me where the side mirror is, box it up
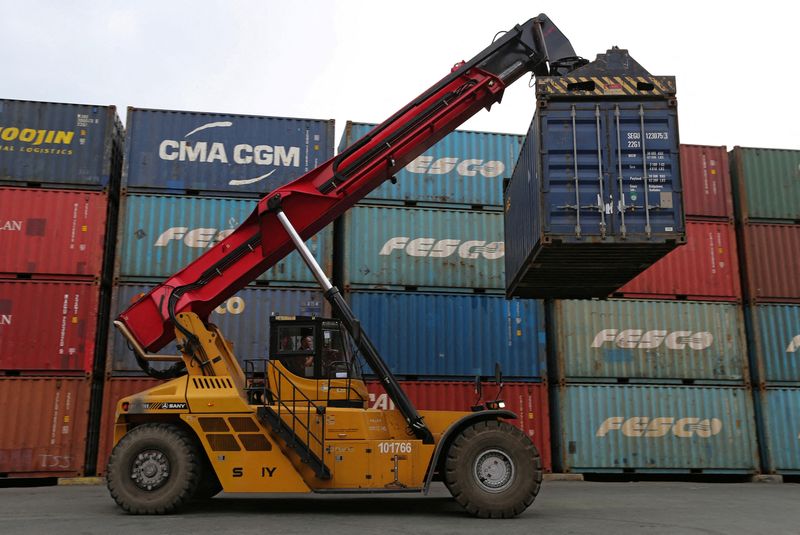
[494,362,503,386]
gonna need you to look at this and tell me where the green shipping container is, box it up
[730,147,800,222]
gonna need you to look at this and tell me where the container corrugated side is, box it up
[740,223,800,303]
[748,304,800,384]
[108,283,328,374]
[553,299,748,383]
[340,122,522,208]
[116,194,332,285]
[95,377,163,475]
[0,188,109,278]
[0,281,99,374]
[731,147,800,223]
[0,99,123,189]
[505,99,684,298]
[123,107,334,196]
[366,380,551,471]
[554,384,758,473]
[680,145,733,220]
[0,377,90,477]
[759,387,800,473]
[350,291,545,379]
[615,221,740,301]
[342,205,504,290]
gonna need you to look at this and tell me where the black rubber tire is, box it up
[193,455,223,500]
[444,420,542,518]
[107,423,201,514]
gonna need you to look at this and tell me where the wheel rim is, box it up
[473,448,515,493]
[131,449,170,491]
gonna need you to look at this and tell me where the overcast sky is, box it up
[2,1,797,150]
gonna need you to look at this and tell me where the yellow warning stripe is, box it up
[539,76,673,96]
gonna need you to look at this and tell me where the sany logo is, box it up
[405,155,505,178]
[154,227,234,248]
[785,335,800,353]
[157,121,301,186]
[591,329,713,350]
[379,237,504,259]
[596,416,723,438]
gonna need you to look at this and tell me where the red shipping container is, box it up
[615,221,740,301]
[96,377,162,475]
[367,380,551,472]
[0,281,100,374]
[680,145,733,221]
[0,188,109,279]
[740,223,800,303]
[0,377,90,477]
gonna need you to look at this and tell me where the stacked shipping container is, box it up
[731,146,800,475]
[338,122,551,469]
[95,108,335,473]
[0,99,124,477]
[550,145,759,474]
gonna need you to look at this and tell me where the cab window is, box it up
[274,325,315,378]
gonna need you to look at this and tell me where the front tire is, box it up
[107,423,201,514]
[444,420,542,518]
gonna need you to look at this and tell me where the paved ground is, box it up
[1,480,798,534]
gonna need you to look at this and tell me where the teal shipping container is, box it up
[339,122,523,208]
[747,304,800,384]
[758,387,800,474]
[553,299,749,383]
[116,194,332,285]
[341,205,504,290]
[553,384,759,473]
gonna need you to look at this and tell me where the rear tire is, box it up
[444,420,542,518]
[107,423,201,514]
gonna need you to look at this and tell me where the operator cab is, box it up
[269,315,362,382]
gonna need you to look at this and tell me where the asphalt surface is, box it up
[1,480,798,534]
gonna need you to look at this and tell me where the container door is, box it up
[541,103,612,238]
[606,102,682,238]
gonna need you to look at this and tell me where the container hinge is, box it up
[570,105,581,238]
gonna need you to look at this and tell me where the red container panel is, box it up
[96,378,162,475]
[0,281,100,374]
[0,188,109,278]
[366,380,551,472]
[680,145,733,220]
[616,221,740,301]
[0,377,90,477]
[741,224,800,303]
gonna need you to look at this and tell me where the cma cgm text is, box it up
[158,140,300,167]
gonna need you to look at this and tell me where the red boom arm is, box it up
[119,14,581,352]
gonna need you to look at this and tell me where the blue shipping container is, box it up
[108,283,327,374]
[123,107,334,196]
[748,304,800,384]
[505,98,684,298]
[0,99,123,188]
[554,384,758,473]
[349,290,546,379]
[759,387,800,473]
[342,205,504,290]
[117,194,332,284]
[339,122,523,207]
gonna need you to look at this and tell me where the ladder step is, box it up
[257,406,331,480]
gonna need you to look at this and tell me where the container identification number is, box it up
[378,442,412,454]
